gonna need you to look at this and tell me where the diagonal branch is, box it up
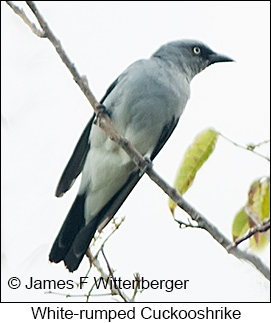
[101,248,129,302]
[227,218,270,250]
[86,248,131,301]
[219,132,270,162]
[6,1,45,37]
[6,1,270,281]
[85,218,141,302]
[148,168,270,280]
[26,1,99,111]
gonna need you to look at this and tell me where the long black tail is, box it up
[63,216,100,272]
[49,194,86,265]
[49,170,142,272]
[49,194,101,272]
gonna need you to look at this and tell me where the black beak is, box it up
[208,53,235,65]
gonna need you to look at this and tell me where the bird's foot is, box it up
[94,104,111,125]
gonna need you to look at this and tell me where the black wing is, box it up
[100,77,119,104]
[52,116,179,272]
[150,117,179,160]
[55,116,94,197]
[55,78,121,198]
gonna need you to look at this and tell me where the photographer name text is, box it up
[20,276,189,293]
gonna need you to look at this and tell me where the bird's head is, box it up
[153,39,234,80]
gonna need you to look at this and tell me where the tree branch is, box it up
[7,1,270,281]
[85,218,141,302]
[101,248,129,302]
[86,248,136,302]
[219,132,270,162]
[85,249,120,298]
[131,273,142,302]
[6,1,45,37]
[227,218,270,250]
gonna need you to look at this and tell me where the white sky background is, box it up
[1,1,270,303]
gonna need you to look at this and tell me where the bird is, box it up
[49,39,233,272]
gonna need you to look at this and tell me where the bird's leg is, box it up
[139,156,153,176]
[94,104,111,125]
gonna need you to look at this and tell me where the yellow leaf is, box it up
[233,177,270,252]
[232,208,249,241]
[169,128,218,215]
[247,177,270,223]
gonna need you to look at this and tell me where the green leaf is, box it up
[246,177,270,251]
[169,128,218,215]
[232,207,249,241]
[247,177,270,223]
[232,177,270,252]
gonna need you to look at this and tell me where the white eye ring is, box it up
[193,46,201,55]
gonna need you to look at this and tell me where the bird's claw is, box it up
[94,104,110,125]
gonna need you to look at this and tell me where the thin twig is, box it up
[86,247,134,301]
[219,132,270,162]
[45,290,113,298]
[227,218,270,251]
[86,219,140,302]
[247,140,270,149]
[131,273,142,302]
[7,1,270,281]
[45,291,87,298]
[85,281,98,302]
[101,248,129,302]
[94,217,125,261]
[6,1,45,37]
[175,218,198,229]
[85,250,119,297]
[25,1,99,110]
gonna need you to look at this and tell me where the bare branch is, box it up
[247,140,270,150]
[85,249,119,298]
[25,1,99,110]
[228,218,270,251]
[175,218,199,229]
[94,217,126,260]
[85,281,98,302]
[85,219,141,302]
[7,1,270,281]
[131,273,142,302]
[101,248,129,302]
[45,290,113,299]
[219,132,270,162]
[6,1,45,37]
[86,248,140,302]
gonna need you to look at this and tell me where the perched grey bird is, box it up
[49,40,233,272]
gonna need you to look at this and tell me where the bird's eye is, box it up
[193,46,201,55]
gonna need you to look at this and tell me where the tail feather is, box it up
[49,194,85,263]
[63,217,100,272]
[50,171,142,272]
